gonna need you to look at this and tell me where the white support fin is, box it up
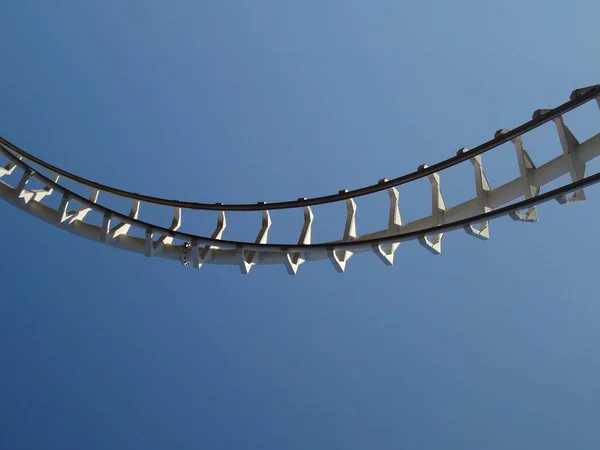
[110,199,140,239]
[58,193,71,223]
[327,247,347,273]
[285,202,314,275]
[284,251,298,275]
[328,194,356,273]
[532,110,586,204]
[239,207,271,274]
[147,207,182,257]
[151,207,182,256]
[372,179,402,265]
[60,188,100,226]
[15,169,33,202]
[457,148,491,239]
[100,211,111,242]
[195,210,227,269]
[17,170,59,204]
[237,247,252,274]
[417,165,445,254]
[496,129,539,222]
[144,228,154,257]
[0,162,16,178]
[554,115,585,203]
[0,154,22,178]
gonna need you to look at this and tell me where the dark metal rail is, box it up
[1,85,598,212]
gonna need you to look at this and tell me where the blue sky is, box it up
[1,1,600,449]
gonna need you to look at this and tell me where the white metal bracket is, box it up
[457,148,491,239]
[328,195,356,273]
[146,207,182,257]
[239,207,271,274]
[109,200,140,239]
[417,165,445,254]
[534,110,586,204]
[101,211,111,242]
[16,169,59,204]
[193,210,227,269]
[59,188,100,226]
[372,179,402,265]
[0,154,22,178]
[285,203,314,275]
[496,129,539,222]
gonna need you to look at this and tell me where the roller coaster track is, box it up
[1,85,600,274]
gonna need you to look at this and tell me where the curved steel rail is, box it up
[1,85,599,212]
[1,85,599,273]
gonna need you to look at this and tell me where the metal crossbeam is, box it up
[1,85,599,274]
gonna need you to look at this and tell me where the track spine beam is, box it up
[1,85,600,274]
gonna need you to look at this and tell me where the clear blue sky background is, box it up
[1,1,600,449]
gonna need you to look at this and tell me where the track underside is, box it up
[1,85,599,274]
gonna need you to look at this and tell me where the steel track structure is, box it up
[1,85,600,274]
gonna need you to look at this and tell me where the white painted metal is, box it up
[494,129,539,222]
[285,203,313,275]
[0,155,21,178]
[543,110,586,204]
[458,148,491,240]
[239,208,272,274]
[110,200,140,240]
[417,165,445,255]
[149,207,182,256]
[192,210,226,269]
[328,195,357,273]
[17,169,59,204]
[372,180,401,266]
[1,87,600,274]
[59,188,99,226]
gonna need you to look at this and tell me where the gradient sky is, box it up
[2,1,600,449]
